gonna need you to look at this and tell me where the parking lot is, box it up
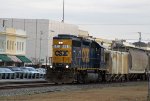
[0,66,46,80]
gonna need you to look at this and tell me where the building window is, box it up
[10,41,11,50]
[20,42,21,51]
[12,41,14,50]
[0,40,4,51]
[22,42,24,51]
[7,40,9,50]
[16,41,25,51]
[17,42,19,51]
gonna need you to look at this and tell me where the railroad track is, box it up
[0,82,54,90]
[0,80,146,90]
[0,81,147,97]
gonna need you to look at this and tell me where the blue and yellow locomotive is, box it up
[46,34,106,83]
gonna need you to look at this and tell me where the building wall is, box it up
[0,19,50,64]
[15,29,27,55]
[148,42,150,47]
[0,18,79,64]
[0,32,6,54]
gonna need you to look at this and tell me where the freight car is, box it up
[46,34,150,83]
[110,45,149,81]
[105,50,129,82]
[46,34,106,83]
[105,48,149,82]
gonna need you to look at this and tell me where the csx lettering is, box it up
[55,50,68,56]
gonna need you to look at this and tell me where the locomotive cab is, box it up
[52,38,72,69]
[46,34,79,83]
[51,35,81,69]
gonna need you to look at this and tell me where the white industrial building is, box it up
[0,18,79,65]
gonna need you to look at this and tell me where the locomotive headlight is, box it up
[50,65,53,68]
[66,65,69,68]
[59,42,63,44]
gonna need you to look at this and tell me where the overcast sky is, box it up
[0,0,150,41]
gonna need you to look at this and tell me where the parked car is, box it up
[0,68,6,79]
[20,67,32,79]
[36,68,46,74]
[0,67,15,79]
[7,67,24,79]
[36,68,46,78]
[20,67,40,79]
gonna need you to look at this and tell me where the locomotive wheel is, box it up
[97,74,102,82]
[77,71,88,84]
[105,74,113,82]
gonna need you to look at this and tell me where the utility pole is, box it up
[148,53,150,101]
[138,32,142,48]
[2,19,8,28]
[62,0,64,23]
[39,31,43,67]
[46,56,47,69]
[12,18,13,28]
[24,19,26,31]
[35,19,38,65]
[2,20,5,27]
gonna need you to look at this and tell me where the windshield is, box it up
[21,69,29,72]
[3,68,12,72]
[11,68,21,71]
[26,67,36,71]
[37,68,46,72]
[0,68,5,72]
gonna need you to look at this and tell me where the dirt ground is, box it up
[0,83,148,101]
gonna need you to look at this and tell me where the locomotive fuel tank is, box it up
[86,70,99,82]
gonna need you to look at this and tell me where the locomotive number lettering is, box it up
[55,50,68,56]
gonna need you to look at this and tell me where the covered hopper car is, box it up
[105,49,149,82]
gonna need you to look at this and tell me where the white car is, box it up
[36,68,46,78]
[21,67,40,79]
[0,68,5,79]
[36,68,46,75]
[0,68,15,79]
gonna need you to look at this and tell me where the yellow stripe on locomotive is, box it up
[53,39,72,64]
